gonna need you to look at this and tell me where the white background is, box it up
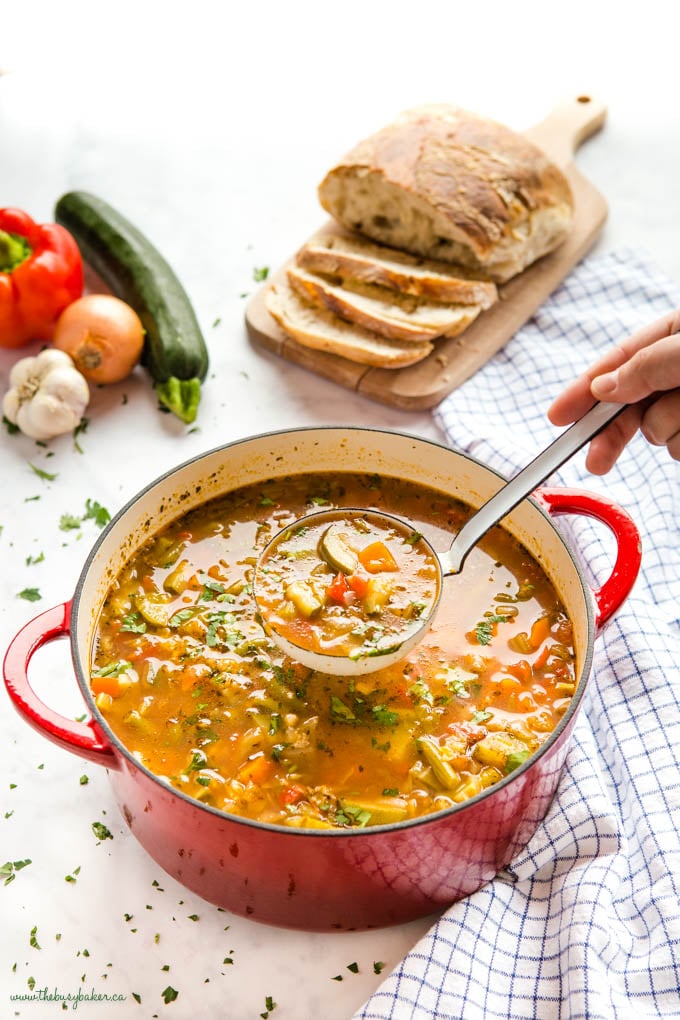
[1,2,679,1018]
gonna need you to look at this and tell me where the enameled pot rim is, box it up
[70,424,595,838]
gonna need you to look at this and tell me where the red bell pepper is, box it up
[0,208,83,348]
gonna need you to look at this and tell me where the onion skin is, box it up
[52,293,145,384]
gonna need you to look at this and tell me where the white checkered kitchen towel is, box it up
[354,249,680,1020]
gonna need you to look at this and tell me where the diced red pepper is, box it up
[326,572,351,604]
[347,571,370,599]
[279,784,307,807]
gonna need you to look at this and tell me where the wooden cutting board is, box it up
[246,95,608,410]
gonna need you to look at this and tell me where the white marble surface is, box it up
[1,3,679,1017]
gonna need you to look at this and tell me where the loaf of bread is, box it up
[296,227,498,308]
[318,105,573,282]
[287,265,482,342]
[265,280,433,368]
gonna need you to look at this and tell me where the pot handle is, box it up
[535,486,641,631]
[2,602,119,769]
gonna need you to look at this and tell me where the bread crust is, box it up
[296,227,498,308]
[287,265,481,342]
[318,105,574,281]
[265,281,433,368]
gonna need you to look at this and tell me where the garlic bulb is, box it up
[3,348,90,440]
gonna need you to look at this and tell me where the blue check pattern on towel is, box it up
[355,249,680,1020]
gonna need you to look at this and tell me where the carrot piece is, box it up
[507,659,533,685]
[91,674,121,697]
[358,541,398,574]
[529,615,552,650]
[238,754,275,786]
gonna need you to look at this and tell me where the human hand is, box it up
[547,308,680,474]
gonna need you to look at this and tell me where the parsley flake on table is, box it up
[84,498,111,528]
[373,961,386,974]
[0,859,31,886]
[161,985,179,1004]
[253,266,269,282]
[25,551,45,566]
[91,821,113,841]
[260,995,277,1018]
[29,462,57,482]
[18,588,41,602]
[29,925,41,949]
[347,961,359,973]
[60,513,82,531]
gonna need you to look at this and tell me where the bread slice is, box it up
[296,228,498,308]
[287,265,481,343]
[265,281,433,368]
[318,104,574,282]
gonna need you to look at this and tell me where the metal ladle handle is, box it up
[438,401,627,576]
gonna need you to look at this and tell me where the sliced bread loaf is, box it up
[265,281,433,368]
[296,228,498,308]
[318,104,574,282]
[287,265,481,342]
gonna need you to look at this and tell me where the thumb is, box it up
[591,332,680,403]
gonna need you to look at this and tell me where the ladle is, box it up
[253,401,626,675]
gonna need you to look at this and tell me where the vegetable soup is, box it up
[91,472,576,830]
[255,509,440,662]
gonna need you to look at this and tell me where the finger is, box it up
[547,374,598,426]
[666,430,680,462]
[583,406,643,475]
[548,309,680,425]
[592,333,680,403]
[640,390,680,446]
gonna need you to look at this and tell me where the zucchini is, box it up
[54,191,209,423]
[318,523,358,575]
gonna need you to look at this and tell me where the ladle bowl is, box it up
[254,401,626,675]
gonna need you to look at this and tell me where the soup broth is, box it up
[91,472,576,830]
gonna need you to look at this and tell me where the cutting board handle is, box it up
[524,94,607,167]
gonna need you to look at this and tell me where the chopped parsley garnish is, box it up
[373,961,386,974]
[91,821,113,841]
[186,751,208,773]
[162,986,179,1004]
[382,788,399,797]
[29,925,41,949]
[17,588,41,602]
[371,705,399,728]
[330,696,356,722]
[3,414,19,434]
[91,660,130,678]
[59,513,82,531]
[471,709,493,725]
[0,859,31,886]
[84,498,111,528]
[475,614,508,645]
[347,961,359,973]
[260,995,276,1018]
[121,612,147,634]
[25,552,45,566]
[29,462,57,482]
[253,266,270,283]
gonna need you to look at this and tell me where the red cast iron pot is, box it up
[3,428,641,931]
